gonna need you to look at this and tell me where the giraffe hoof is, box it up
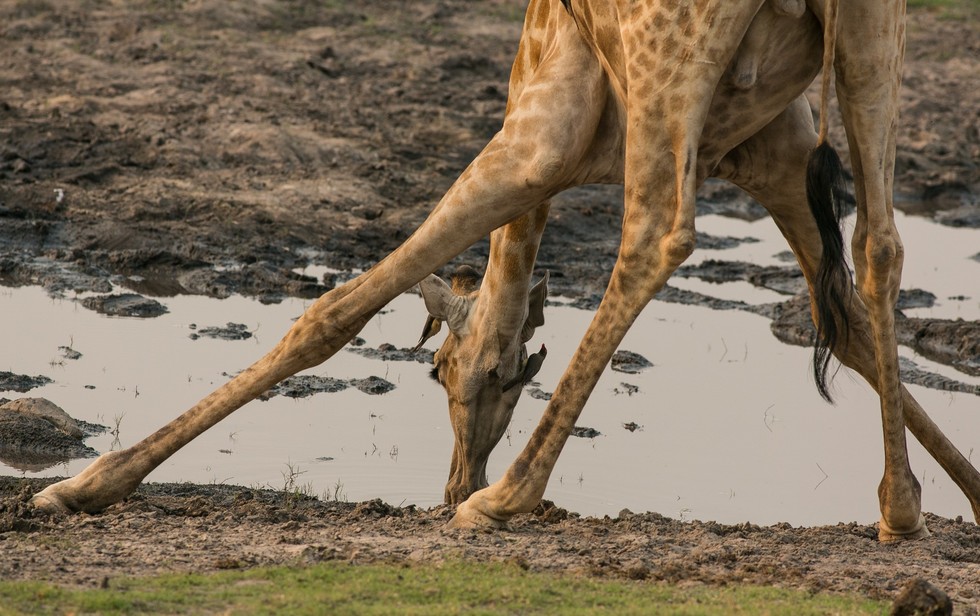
[29,489,72,515]
[878,513,930,542]
[447,500,511,531]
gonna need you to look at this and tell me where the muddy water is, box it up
[1,210,978,526]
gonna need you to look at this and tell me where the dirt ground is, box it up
[1,478,979,612]
[1,0,979,611]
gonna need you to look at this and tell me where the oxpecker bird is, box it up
[503,344,547,391]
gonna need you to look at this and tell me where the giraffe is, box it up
[417,206,550,504]
[30,0,980,541]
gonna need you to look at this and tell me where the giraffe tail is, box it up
[805,0,850,403]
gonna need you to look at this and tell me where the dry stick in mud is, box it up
[31,0,980,541]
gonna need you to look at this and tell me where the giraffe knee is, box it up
[522,154,566,191]
[867,235,904,270]
[662,228,696,268]
[859,234,904,305]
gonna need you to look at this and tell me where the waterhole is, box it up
[1,211,977,526]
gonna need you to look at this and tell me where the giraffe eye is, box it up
[429,366,440,383]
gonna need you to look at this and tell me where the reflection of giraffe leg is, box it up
[718,96,980,535]
[31,11,611,514]
[451,2,761,529]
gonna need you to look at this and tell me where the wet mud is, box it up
[0,398,107,471]
[2,478,979,612]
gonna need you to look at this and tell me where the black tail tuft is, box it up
[806,141,851,402]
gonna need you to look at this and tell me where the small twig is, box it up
[814,463,829,490]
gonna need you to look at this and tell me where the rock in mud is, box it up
[695,231,759,251]
[189,322,252,341]
[897,358,979,396]
[0,398,108,471]
[897,289,937,310]
[346,342,434,364]
[175,263,328,303]
[80,293,168,318]
[890,577,952,616]
[934,204,980,229]
[654,284,775,317]
[527,388,551,401]
[350,376,395,395]
[58,346,82,360]
[614,383,639,396]
[611,350,653,374]
[260,375,349,400]
[895,315,980,377]
[771,293,980,391]
[260,374,395,398]
[1,398,86,438]
[675,259,805,295]
[0,371,52,393]
[571,426,601,439]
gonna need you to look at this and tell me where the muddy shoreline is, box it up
[2,477,979,612]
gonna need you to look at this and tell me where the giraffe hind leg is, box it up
[720,96,980,537]
[835,0,927,541]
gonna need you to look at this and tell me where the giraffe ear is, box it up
[418,274,471,337]
[520,271,549,343]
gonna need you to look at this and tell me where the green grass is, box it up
[908,0,976,8]
[0,560,887,615]
[908,0,979,19]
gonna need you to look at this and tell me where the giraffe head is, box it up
[416,265,549,504]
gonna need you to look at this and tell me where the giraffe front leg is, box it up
[451,0,764,527]
[32,2,609,516]
[451,213,697,528]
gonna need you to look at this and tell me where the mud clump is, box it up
[346,343,434,364]
[611,350,653,374]
[0,398,108,470]
[260,375,349,400]
[896,315,980,377]
[771,293,980,392]
[676,260,805,296]
[260,374,395,399]
[890,578,952,616]
[80,293,168,318]
[189,322,252,341]
[571,426,601,439]
[350,376,395,396]
[0,371,52,393]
